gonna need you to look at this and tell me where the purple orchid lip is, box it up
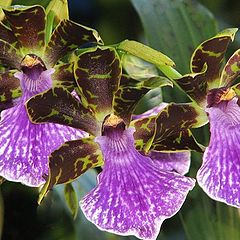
[197,97,240,208]
[0,56,87,187]
[80,126,195,240]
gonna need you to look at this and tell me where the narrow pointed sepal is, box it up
[26,87,101,136]
[38,136,103,203]
[81,128,195,240]
[0,100,86,187]
[220,49,240,87]
[177,28,238,106]
[3,5,46,54]
[74,47,121,121]
[45,19,103,66]
[113,75,172,125]
[197,98,240,207]
[151,103,206,152]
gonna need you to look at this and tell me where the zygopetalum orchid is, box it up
[26,46,207,240]
[176,28,240,207]
[0,4,103,186]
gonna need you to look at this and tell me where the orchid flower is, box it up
[26,46,207,239]
[0,5,103,186]
[176,28,240,207]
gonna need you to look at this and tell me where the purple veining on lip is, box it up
[148,150,191,175]
[197,97,240,207]
[81,127,195,240]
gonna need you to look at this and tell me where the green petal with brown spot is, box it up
[52,62,76,91]
[38,136,103,204]
[177,28,237,106]
[74,47,121,122]
[113,75,172,125]
[131,116,156,152]
[151,103,207,152]
[26,87,101,136]
[44,19,103,66]
[3,5,46,55]
[0,40,22,68]
[0,71,21,102]
[220,49,240,87]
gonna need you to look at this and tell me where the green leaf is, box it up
[220,49,240,87]
[38,136,103,204]
[74,47,121,122]
[134,87,162,114]
[52,62,76,91]
[118,40,175,67]
[151,103,207,152]
[113,75,172,125]
[0,71,21,102]
[26,87,101,136]
[3,5,46,55]
[131,0,217,74]
[177,28,237,106]
[64,183,78,219]
[44,20,104,66]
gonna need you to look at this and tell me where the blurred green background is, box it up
[1,0,240,240]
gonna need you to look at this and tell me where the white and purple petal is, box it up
[148,150,191,175]
[0,68,87,187]
[81,127,195,240]
[197,98,240,207]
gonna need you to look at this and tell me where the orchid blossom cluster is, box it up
[0,2,240,240]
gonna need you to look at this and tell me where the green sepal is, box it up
[52,62,76,91]
[26,87,101,136]
[113,75,172,125]
[0,40,22,69]
[44,19,103,66]
[3,5,46,55]
[151,103,207,152]
[64,183,78,219]
[74,47,121,122]
[177,28,237,106]
[0,71,21,102]
[220,49,240,87]
[118,40,175,67]
[131,116,156,152]
[38,136,103,204]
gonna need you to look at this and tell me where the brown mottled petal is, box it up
[4,5,46,53]
[45,19,103,66]
[38,136,103,203]
[26,87,101,136]
[74,47,121,122]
